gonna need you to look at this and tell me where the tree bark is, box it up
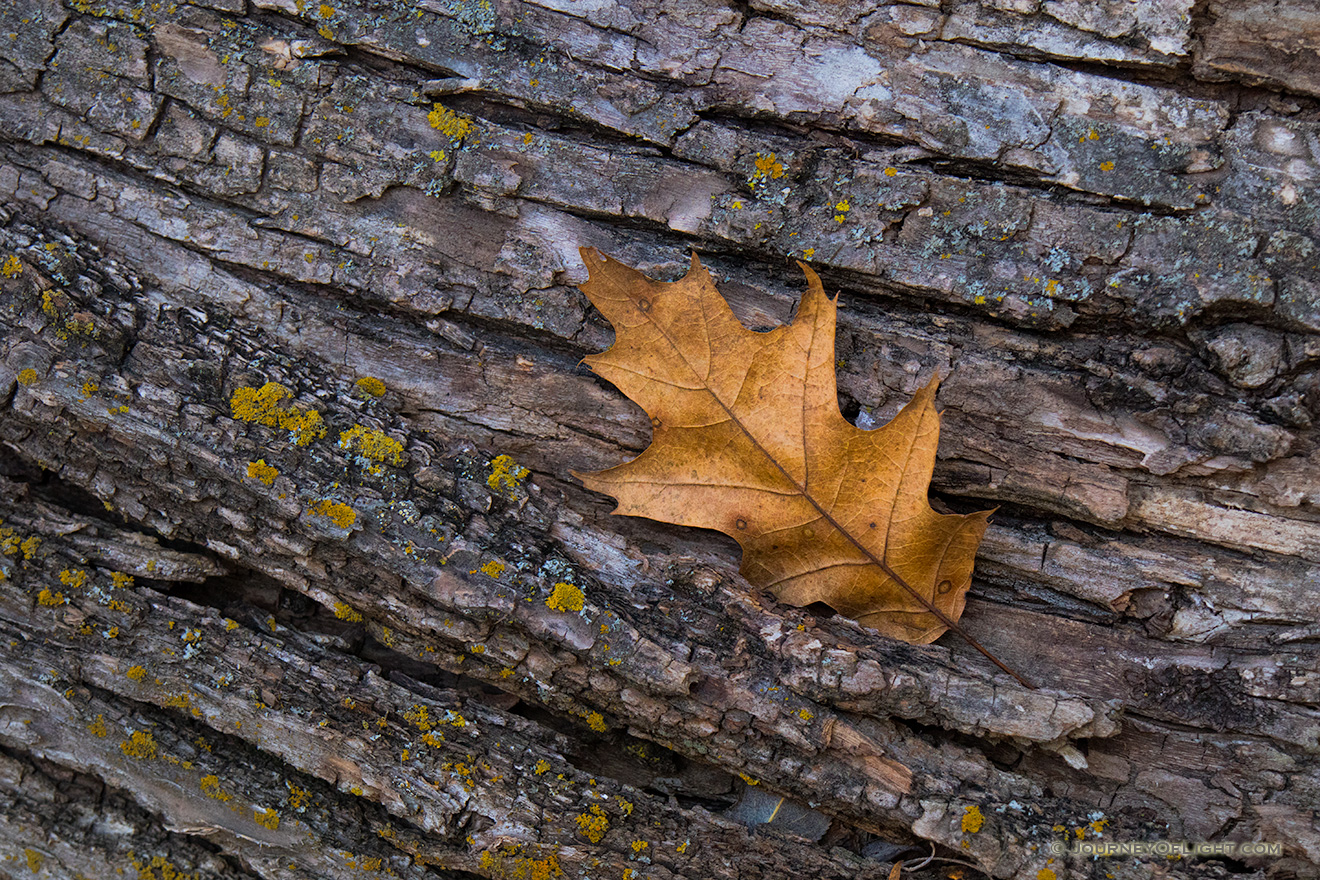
[1,1,1318,879]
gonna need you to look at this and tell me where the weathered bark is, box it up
[0,1,1318,879]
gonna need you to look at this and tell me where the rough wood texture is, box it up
[0,0,1317,879]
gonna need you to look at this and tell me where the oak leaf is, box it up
[575,249,1016,677]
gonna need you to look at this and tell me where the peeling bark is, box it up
[1,0,1318,878]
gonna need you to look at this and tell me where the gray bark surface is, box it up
[0,0,1318,878]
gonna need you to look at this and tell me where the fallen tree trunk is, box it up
[1,0,1318,879]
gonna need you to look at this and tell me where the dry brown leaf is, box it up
[574,249,1024,683]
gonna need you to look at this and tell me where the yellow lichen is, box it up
[797,708,814,721]
[355,376,386,397]
[59,568,88,590]
[126,665,147,681]
[428,103,473,141]
[247,460,279,485]
[574,804,610,843]
[230,382,326,446]
[2,255,23,277]
[308,499,356,528]
[833,198,851,223]
[128,853,199,880]
[676,840,689,854]
[884,166,898,177]
[533,759,551,775]
[287,782,311,810]
[546,582,584,613]
[404,704,433,730]
[333,601,363,622]
[479,560,505,579]
[254,807,281,829]
[37,589,66,606]
[88,715,108,737]
[486,454,529,496]
[17,368,39,386]
[630,840,648,853]
[339,424,404,467]
[120,730,157,759]
[751,152,784,181]
[24,849,43,872]
[961,805,984,834]
[1037,870,1057,880]
[583,711,607,733]
[1099,160,1115,171]
[111,571,135,589]
[200,774,232,801]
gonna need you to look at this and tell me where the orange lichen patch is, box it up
[17,368,39,386]
[254,807,281,830]
[37,589,66,606]
[339,424,404,468]
[247,459,279,485]
[230,382,326,446]
[120,730,157,759]
[59,568,88,590]
[308,499,356,528]
[545,582,584,613]
[88,715,108,737]
[961,805,984,833]
[428,103,473,140]
[751,152,784,181]
[333,601,363,622]
[287,781,311,810]
[111,571,135,589]
[574,804,610,843]
[2,255,22,277]
[200,774,232,802]
[487,454,529,497]
[126,665,147,681]
[355,376,386,397]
